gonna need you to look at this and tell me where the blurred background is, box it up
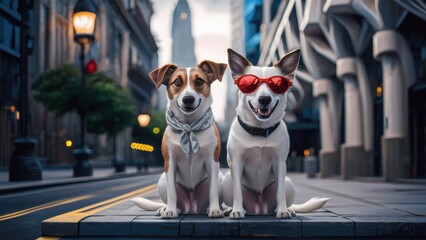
[1,0,425,181]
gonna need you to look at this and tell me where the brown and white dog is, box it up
[223,49,328,219]
[132,61,227,219]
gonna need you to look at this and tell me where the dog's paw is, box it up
[156,206,167,216]
[288,207,296,217]
[160,209,178,219]
[157,206,181,216]
[208,208,224,218]
[223,207,233,216]
[229,210,245,219]
[275,208,294,219]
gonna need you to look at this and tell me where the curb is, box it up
[0,169,163,195]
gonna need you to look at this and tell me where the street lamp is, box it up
[73,2,96,44]
[9,0,42,181]
[138,114,151,127]
[72,0,97,177]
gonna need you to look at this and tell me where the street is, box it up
[0,173,160,240]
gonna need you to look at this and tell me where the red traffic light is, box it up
[86,59,97,74]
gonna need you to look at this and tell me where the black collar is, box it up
[237,116,280,137]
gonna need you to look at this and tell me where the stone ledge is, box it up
[41,212,426,238]
[40,173,426,238]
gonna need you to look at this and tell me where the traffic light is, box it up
[86,59,97,74]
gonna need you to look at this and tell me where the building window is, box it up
[55,0,69,18]
[0,0,21,57]
[56,19,68,65]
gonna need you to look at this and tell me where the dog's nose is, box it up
[258,96,272,106]
[182,96,195,105]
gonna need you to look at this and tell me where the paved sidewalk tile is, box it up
[94,202,156,216]
[180,215,239,237]
[385,203,426,215]
[328,206,412,217]
[296,211,339,217]
[240,215,301,237]
[402,216,426,237]
[298,216,354,237]
[131,215,183,237]
[80,216,137,236]
[346,216,413,237]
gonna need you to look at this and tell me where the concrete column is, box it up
[342,75,362,146]
[337,58,374,179]
[373,30,414,180]
[318,97,333,150]
[342,76,362,179]
[382,58,404,138]
[313,79,340,177]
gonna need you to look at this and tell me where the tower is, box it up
[171,0,196,67]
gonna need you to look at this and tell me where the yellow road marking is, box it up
[36,237,60,240]
[0,181,151,221]
[43,183,156,223]
[0,195,94,221]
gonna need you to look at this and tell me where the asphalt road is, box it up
[0,173,161,240]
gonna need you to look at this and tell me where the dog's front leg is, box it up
[229,159,245,219]
[162,157,178,218]
[274,160,294,218]
[206,159,223,218]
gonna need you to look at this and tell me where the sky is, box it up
[150,0,232,122]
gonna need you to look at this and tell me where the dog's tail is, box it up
[289,197,329,213]
[131,197,166,211]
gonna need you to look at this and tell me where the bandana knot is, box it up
[166,108,214,156]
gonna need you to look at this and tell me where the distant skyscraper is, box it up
[172,0,197,67]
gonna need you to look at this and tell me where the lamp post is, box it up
[72,0,97,177]
[9,0,42,181]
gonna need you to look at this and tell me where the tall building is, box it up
[0,0,158,167]
[0,0,22,167]
[257,0,320,172]
[258,0,426,180]
[244,0,262,64]
[171,0,196,67]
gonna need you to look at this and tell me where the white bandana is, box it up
[165,108,214,156]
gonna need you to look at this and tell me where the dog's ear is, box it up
[274,49,300,77]
[198,60,227,82]
[227,48,252,79]
[149,64,178,88]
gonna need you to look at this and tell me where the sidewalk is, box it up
[40,172,426,239]
[0,166,163,194]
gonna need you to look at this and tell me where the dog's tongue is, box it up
[257,108,271,116]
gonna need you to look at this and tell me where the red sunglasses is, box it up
[234,74,292,94]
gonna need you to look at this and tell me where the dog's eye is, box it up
[174,78,183,87]
[195,77,204,86]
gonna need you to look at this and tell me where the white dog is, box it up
[223,49,328,219]
[132,60,227,219]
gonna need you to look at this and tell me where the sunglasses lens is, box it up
[269,76,289,94]
[238,75,259,93]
